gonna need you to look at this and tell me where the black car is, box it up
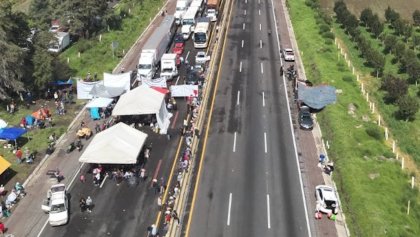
[298,106,313,130]
[174,33,184,44]
[186,66,204,85]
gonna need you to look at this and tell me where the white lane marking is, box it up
[267,194,271,229]
[261,62,264,74]
[245,0,247,3]
[244,9,246,15]
[262,91,265,107]
[260,40,262,48]
[99,173,109,188]
[259,9,261,15]
[239,61,243,72]
[185,51,190,61]
[243,23,246,30]
[227,193,233,226]
[264,132,267,153]
[237,91,240,105]
[258,0,261,4]
[233,132,237,152]
[260,23,262,31]
[175,76,180,85]
[241,40,244,48]
[269,0,312,234]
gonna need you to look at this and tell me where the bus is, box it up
[193,17,211,48]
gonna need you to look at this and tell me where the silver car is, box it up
[315,185,339,214]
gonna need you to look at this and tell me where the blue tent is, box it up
[0,127,27,140]
[298,84,337,109]
[53,79,73,86]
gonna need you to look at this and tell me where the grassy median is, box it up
[288,0,420,236]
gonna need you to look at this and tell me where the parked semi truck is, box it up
[206,0,219,22]
[47,32,70,53]
[138,15,176,80]
[175,0,193,25]
[160,53,179,80]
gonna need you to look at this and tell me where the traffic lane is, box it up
[41,123,186,236]
[187,2,251,236]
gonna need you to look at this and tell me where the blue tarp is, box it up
[90,108,101,120]
[53,79,73,86]
[298,84,337,109]
[25,115,35,126]
[0,127,27,140]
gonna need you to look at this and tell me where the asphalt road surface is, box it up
[187,0,311,236]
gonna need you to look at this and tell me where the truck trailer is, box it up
[47,32,70,53]
[138,15,176,80]
[175,0,193,25]
[160,53,179,80]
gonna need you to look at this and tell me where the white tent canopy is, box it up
[170,85,199,97]
[86,97,114,108]
[79,122,148,164]
[104,72,131,91]
[112,85,172,134]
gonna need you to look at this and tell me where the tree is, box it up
[412,34,420,52]
[413,10,420,26]
[383,34,398,53]
[406,60,420,84]
[381,74,408,103]
[396,95,419,121]
[29,0,52,30]
[344,14,359,34]
[394,41,406,62]
[369,50,386,77]
[392,18,409,36]
[370,15,384,38]
[360,8,373,27]
[32,46,54,90]
[385,6,400,23]
[0,0,29,99]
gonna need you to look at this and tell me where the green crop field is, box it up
[320,0,420,22]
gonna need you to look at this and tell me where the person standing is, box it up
[172,210,180,226]
[157,195,162,207]
[79,197,86,212]
[15,148,23,164]
[86,196,93,212]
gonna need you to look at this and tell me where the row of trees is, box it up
[333,2,385,76]
[0,0,127,100]
[333,1,419,121]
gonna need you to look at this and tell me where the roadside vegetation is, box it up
[289,0,420,236]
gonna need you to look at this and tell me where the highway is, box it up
[186,0,311,236]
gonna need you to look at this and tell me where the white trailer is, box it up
[160,53,179,80]
[48,32,70,53]
[138,15,176,80]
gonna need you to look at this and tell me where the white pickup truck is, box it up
[41,184,68,226]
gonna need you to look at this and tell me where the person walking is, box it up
[86,196,93,212]
[140,168,146,181]
[172,210,180,226]
[152,179,159,194]
[157,195,162,207]
[80,174,86,183]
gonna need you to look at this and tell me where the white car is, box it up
[195,51,210,64]
[282,48,295,61]
[42,184,68,226]
[315,185,339,214]
[206,9,218,22]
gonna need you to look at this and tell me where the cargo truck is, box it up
[175,0,193,25]
[160,53,179,80]
[181,6,200,39]
[47,32,70,53]
[138,15,176,80]
[206,0,219,21]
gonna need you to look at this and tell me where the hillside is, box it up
[320,0,420,22]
